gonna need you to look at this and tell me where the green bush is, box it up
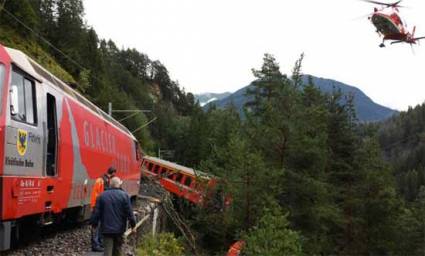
[242,205,302,256]
[137,232,184,256]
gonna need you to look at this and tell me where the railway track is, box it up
[3,217,150,255]
[2,178,198,256]
[3,197,160,256]
[3,223,92,256]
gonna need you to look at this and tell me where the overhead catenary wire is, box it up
[1,6,88,73]
[132,117,157,133]
[2,4,200,251]
[118,111,142,122]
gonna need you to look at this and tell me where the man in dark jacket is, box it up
[90,167,117,252]
[90,177,136,256]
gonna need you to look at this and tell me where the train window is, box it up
[160,168,167,177]
[148,162,153,171]
[24,79,35,123]
[154,165,160,174]
[10,67,37,125]
[134,141,141,160]
[46,93,57,176]
[175,173,183,183]
[184,177,192,187]
[168,171,176,180]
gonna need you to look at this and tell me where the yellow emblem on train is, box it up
[17,129,28,156]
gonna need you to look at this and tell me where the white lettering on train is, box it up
[83,121,117,154]
[83,121,130,172]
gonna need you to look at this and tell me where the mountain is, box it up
[204,75,398,122]
[194,92,232,106]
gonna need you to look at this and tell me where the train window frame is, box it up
[153,165,160,174]
[184,176,192,187]
[134,141,141,160]
[148,162,153,172]
[0,64,4,113]
[175,173,183,183]
[160,167,167,177]
[10,66,38,126]
[167,170,176,180]
[189,179,196,189]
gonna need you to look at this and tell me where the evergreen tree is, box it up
[242,204,302,256]
[354,136,402,254]
[0,0,39,38]
[245,53,296,167]
[54,0,85,76]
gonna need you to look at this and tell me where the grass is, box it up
[0,28,75,83]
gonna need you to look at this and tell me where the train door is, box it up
[5,65,43,177]
[40,88,60,224]
[3,65,45,225]
[46,93,57,177]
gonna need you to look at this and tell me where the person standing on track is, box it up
[90,167,117,252]
[90,176,136,256]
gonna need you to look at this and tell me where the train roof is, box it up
[143,156,213,179]
[5,46,136,140]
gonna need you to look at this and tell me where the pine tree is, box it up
[242,203,302,256]
[245,53,297,167]
[282,80,338,254]
[0,0,39,38]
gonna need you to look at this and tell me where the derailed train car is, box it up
[141,156,231,208]
[0,44,143,250]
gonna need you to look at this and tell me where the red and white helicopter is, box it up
[363,0,425,47]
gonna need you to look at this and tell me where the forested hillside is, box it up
[0,0,196,154]
[1,1,424,255]
[379,104,425,201]
[175,54,422,255]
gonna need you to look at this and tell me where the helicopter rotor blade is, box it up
[412,36,425,41]
[360,0,404,8]
[411,44,415,55]
[390,40,405,44]
[390,36,425,45]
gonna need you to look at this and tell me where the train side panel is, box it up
[0,45,12,228]
[0,44,142,250]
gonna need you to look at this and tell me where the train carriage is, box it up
[0,44,143,251]
[141,156,230,208]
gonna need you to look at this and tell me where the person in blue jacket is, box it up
[90,177,136,256]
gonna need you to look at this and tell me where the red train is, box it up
[0,44,143,250]
[141,156,230,208]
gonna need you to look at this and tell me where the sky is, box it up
[83,0,425,111]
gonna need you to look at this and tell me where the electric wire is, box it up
[1,6,87,73]
[2,5,201,252]
[118,111,141,122]
[132,117,157,133]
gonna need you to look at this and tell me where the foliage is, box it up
[183,53,409,255]
[1,1,421,254]
[0,27,75,83]
[0,0,196,153]
[242,204,302,256]
[137,233,184,256]
[379,103,425,201]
